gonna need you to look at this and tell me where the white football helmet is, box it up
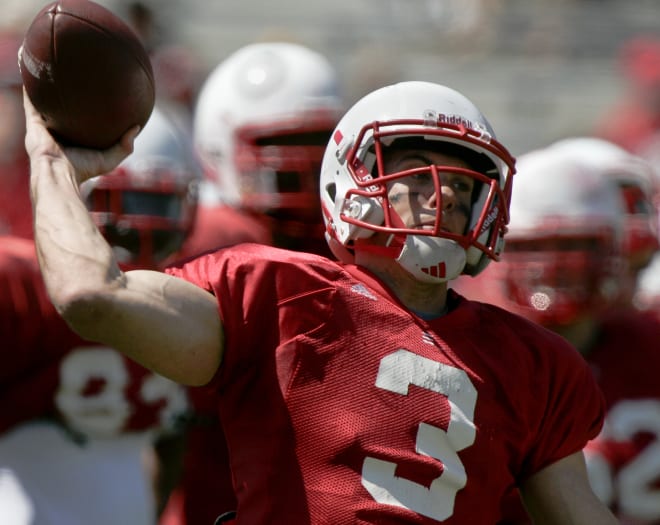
[493,147,626,325]
[549,137,659,272]
[82,106,200,269]
[319,81,515,283]
[193,42,342,241]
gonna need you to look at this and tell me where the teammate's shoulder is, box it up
[600,306,660,340]
[170,242,343,276]
[453,289,575,348]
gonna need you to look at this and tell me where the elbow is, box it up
[54,288,114,340]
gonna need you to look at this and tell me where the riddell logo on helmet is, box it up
[480,205,499,234]
[437,114,475,130]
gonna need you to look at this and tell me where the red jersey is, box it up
[179,204,271,259]
[0,236,188,437]
[164,201,332,525]
[455,269,660,524]
[583,309,660,524]
[166,243,605,525]
[163,203,272,525]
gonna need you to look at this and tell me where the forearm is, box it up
[24,92,222,385]
[30,159,222,384]
[30,154,123,316]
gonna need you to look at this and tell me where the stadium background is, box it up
[3,0,659,157]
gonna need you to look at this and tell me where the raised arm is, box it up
[520,450,619,525]
[25,91,222,385]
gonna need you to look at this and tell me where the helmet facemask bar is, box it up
[84,166,198,268]
[233,116,335,215]
[337,118,513,265]
[495,230,624,326]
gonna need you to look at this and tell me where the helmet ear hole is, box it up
[326,181,337,202]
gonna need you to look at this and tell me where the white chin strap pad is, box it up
[396,235,467,284]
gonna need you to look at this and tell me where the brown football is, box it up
[19,0,155,149]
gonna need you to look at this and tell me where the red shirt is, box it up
[179,204,271,259]
[583,309,660,524]
[167,243,605,524]
[0,236,188,437]
[0,159,32,239]
[455,270,660,524]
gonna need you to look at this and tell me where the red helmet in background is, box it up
[82,106,200,269]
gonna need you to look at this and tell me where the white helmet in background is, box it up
[550,137,659,272]
[193,42,342,235]
[82,106,201,269]
[319,81,515,283]
[493,147,626,325]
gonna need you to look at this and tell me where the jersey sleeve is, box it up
[517,326,606,480]
[166,244,340,387]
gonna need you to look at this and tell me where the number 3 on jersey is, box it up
[362,349,477,521]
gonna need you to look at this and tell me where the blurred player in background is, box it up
[595,35,660,155]
[182,40,344,257]
[593,35,660,316]
[632,131,660,315]
[0,31,31,238]
[453,142,660,524]
[0,106,199,525]
[548,137,659,311]
[160,41,344,525]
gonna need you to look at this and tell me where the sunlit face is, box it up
[383,149,475,236]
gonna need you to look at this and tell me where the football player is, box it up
[161,41,343,525]
[0,106,198,524]
[26,80,618,524]
[181,41,344,258]
[454,142,660,524]
[549,137,659,311]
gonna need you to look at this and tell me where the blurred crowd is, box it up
[1,0,660,524]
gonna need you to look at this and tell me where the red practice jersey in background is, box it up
[454,271,660,524]
[1,236,187,438]
[583,309,660,524]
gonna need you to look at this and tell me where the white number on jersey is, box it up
[362,349,477,521]
[56,346,187,438]
[586,399,660,521]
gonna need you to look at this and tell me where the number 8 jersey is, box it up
[168,243,605,525]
